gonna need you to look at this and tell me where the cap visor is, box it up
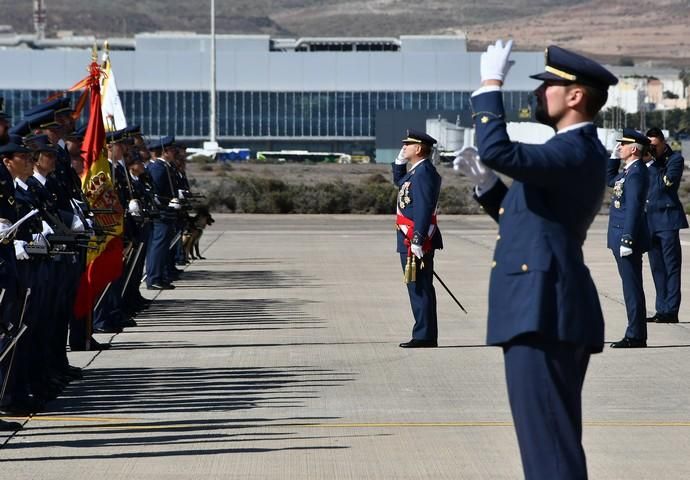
[529,71,565,82]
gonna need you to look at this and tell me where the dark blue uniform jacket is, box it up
[472,90,606,352]
[392,159,443,254]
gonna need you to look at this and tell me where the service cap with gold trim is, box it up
[0,142,31,156]
[616,128,650,146]
[402,129,437,146]
[23,97,73,118]
[25,109,60,130]
[530,45,618,90]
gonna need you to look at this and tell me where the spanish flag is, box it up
[73,57,124,319]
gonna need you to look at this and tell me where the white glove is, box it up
[0,220,12,240]
[178,189,191,199]
[128,199,142,216]
[71,215,85,232]
[85,218,94,229]
[454,148,498,192]
[31,233,47,247]
[620,245,633,257]
[480,39,514,83]
[394,147,407,165]
[610,142,621,159]
[168,198,182,211]
[41,220,54,236]
[14,240,29,260]
[411,243,424,259]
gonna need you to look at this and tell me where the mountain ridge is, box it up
[0,0,688,66]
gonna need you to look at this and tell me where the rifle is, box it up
[0,288,31,404]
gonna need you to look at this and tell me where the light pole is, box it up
[209,0,217,145]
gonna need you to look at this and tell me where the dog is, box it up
[182,207,215,262]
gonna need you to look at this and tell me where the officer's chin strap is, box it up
[0,288,31,405]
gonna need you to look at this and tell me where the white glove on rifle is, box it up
[411,243,424,259]
[128,199,142,216]
[394,147,408,165]
[168,198,182,211]
[178,189,190,199]
[41,220,54,236]
[31,233,47,247]
[480,39,515,83]
[71,215,85,232]
[620,245,633,257]
[454,147,498,193]
[14,240,29,260]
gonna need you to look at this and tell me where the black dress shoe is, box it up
[610,337,647,348]
[93,325,123,334]
[1,399,43,415]
[399,339,438,348]
[84,338,110,352]
[79,339,110,351]
[646,314,659,323]
[121,317,138,328]
[0,419,23,431]
[65,365,84,379]
[147,283,175,290]
[655,313,679,323]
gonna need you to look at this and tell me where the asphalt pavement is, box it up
[2,214,689,479]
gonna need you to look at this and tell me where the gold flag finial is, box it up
[103,40,109,53]
[91,43,98,62]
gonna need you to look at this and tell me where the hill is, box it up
[0,0,688,66]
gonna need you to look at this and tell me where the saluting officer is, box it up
[393,130,443,348]
[608,129,651,348]
[644,127,688,324]
[456,41,617,479]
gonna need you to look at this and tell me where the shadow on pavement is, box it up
[171,269,319,290]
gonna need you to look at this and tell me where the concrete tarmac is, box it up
[2,214,690,479]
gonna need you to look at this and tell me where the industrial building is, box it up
[0,32,546,161]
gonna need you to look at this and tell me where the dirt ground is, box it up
[187,159,690,215]
[187,159,473,190]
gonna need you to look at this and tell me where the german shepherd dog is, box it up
[182,206,215,262]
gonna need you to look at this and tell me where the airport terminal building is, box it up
[0,33,544,161]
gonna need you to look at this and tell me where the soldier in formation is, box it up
[0,95,209,430]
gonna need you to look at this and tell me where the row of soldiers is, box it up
[0,95,201,431]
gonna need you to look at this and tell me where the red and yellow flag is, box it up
[73,58,125,318]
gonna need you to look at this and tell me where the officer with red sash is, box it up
[393,130,443,348]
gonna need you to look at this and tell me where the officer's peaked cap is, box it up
[530,45,618,90]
